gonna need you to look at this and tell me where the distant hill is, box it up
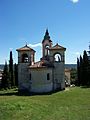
[65,64,77,69]
[0,64,77,70]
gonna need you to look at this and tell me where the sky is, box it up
[0,0,90,64]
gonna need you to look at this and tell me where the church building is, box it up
[16,29,66,93]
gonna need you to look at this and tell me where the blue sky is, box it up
[0,0,90,64]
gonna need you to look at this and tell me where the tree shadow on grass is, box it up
[0,88,64,96]
[0,91,53,96]
[80,86,90,89]
[17,88,65,96]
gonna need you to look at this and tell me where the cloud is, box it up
[75,52,80,55]
[70,0,79,3]
[28,43,42,61]
[71,52,80,57]
[28,43,42,48]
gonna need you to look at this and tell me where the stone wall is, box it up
[18,63,30,91]
[29,67,53,93]
[53,62,65,90]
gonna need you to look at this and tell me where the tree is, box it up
[79,55,83,85]
[14,63,18,87]
[87,61,90,86]
[9,51,15,87]
[77,58,80,86]
[70,68,77,85]
[1,61,10,89]
[77,50,90,87]
[82,50,88,86]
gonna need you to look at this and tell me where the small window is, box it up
[47,73,50,80]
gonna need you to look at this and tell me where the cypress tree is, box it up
[82,50,88,86]
[87,62,90,86]
[77,50,90,86]
[9,51,15,87]
[77,58,80,86]
[14,63,18,87]
[77,49,90,87]
[79,55,83,85]
[1,61,10,89]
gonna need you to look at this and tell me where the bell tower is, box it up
[49,43,66,90]
[42,29,52,58]
[16,44,35,92]
[17,44,35,64]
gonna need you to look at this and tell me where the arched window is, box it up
[54,53,61,62]
[47,73,50,80]
[45,45,49,56]
[22,54,29,62]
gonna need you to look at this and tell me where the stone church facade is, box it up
[16,29,66,93]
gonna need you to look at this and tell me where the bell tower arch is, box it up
[17,44,35,65]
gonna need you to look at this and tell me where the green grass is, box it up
[0,87,90,120]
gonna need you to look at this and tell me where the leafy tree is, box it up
[70,68,77,85]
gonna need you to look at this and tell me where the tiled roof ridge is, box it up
[16,44,35,52]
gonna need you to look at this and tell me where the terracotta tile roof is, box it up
[29,61,47,69]
[65,68,71,72]
[16,44,35,52]
[29,59,54,69]
[49,43,66,50]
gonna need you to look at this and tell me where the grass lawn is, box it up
[0,87,90,120]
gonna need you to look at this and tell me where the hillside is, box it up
[0,87,90,120]
[65,64,77,69]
